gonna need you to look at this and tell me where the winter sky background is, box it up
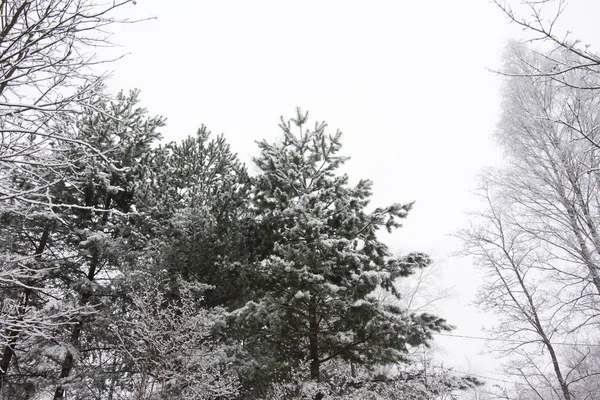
[97,0,600,379]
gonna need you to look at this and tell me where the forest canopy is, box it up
[7,0,600,399]
[0,2,464,394]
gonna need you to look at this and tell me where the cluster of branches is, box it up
[493,0,600,89]
[0,0,140,212]
[460,1,600,399]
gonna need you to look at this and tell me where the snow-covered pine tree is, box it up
[0,182,77,397]
[22,90,162,399]
[234,109,451,398]
[0,89,164,398]
[137,127,252,309]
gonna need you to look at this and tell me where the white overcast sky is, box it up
[100,0,600,376]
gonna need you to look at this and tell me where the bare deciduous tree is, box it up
[497,42,600,299]
[110,275,239,400]
[0,0,138,212]
[459,42,600,400]
[0,0,141,393]
[459,187,574,400]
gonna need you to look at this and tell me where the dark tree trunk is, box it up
[54,195,112,399]
[53,252,99,400]
[510,252,572,400]
[544,338,571,400]
[308,296,320,382]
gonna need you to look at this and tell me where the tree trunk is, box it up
[544,338,571,400]
[308,296,320,382]
[53,252,99,400]
[506,246,572,400]
[546,157,600,296]
[559,188,600,295]
[54,195,111,399]
[0,291,30,388]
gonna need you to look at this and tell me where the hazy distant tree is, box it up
[459,43,600,400]
[497,43,600,298]
[493,0,600,89]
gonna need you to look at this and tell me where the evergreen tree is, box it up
[233,109,451,399]
[0,89,164,399]
[48,89,164,400]
[137,127,252,309]
[0,184,76,397]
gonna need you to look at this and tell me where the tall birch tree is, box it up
[459,43,600,400]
